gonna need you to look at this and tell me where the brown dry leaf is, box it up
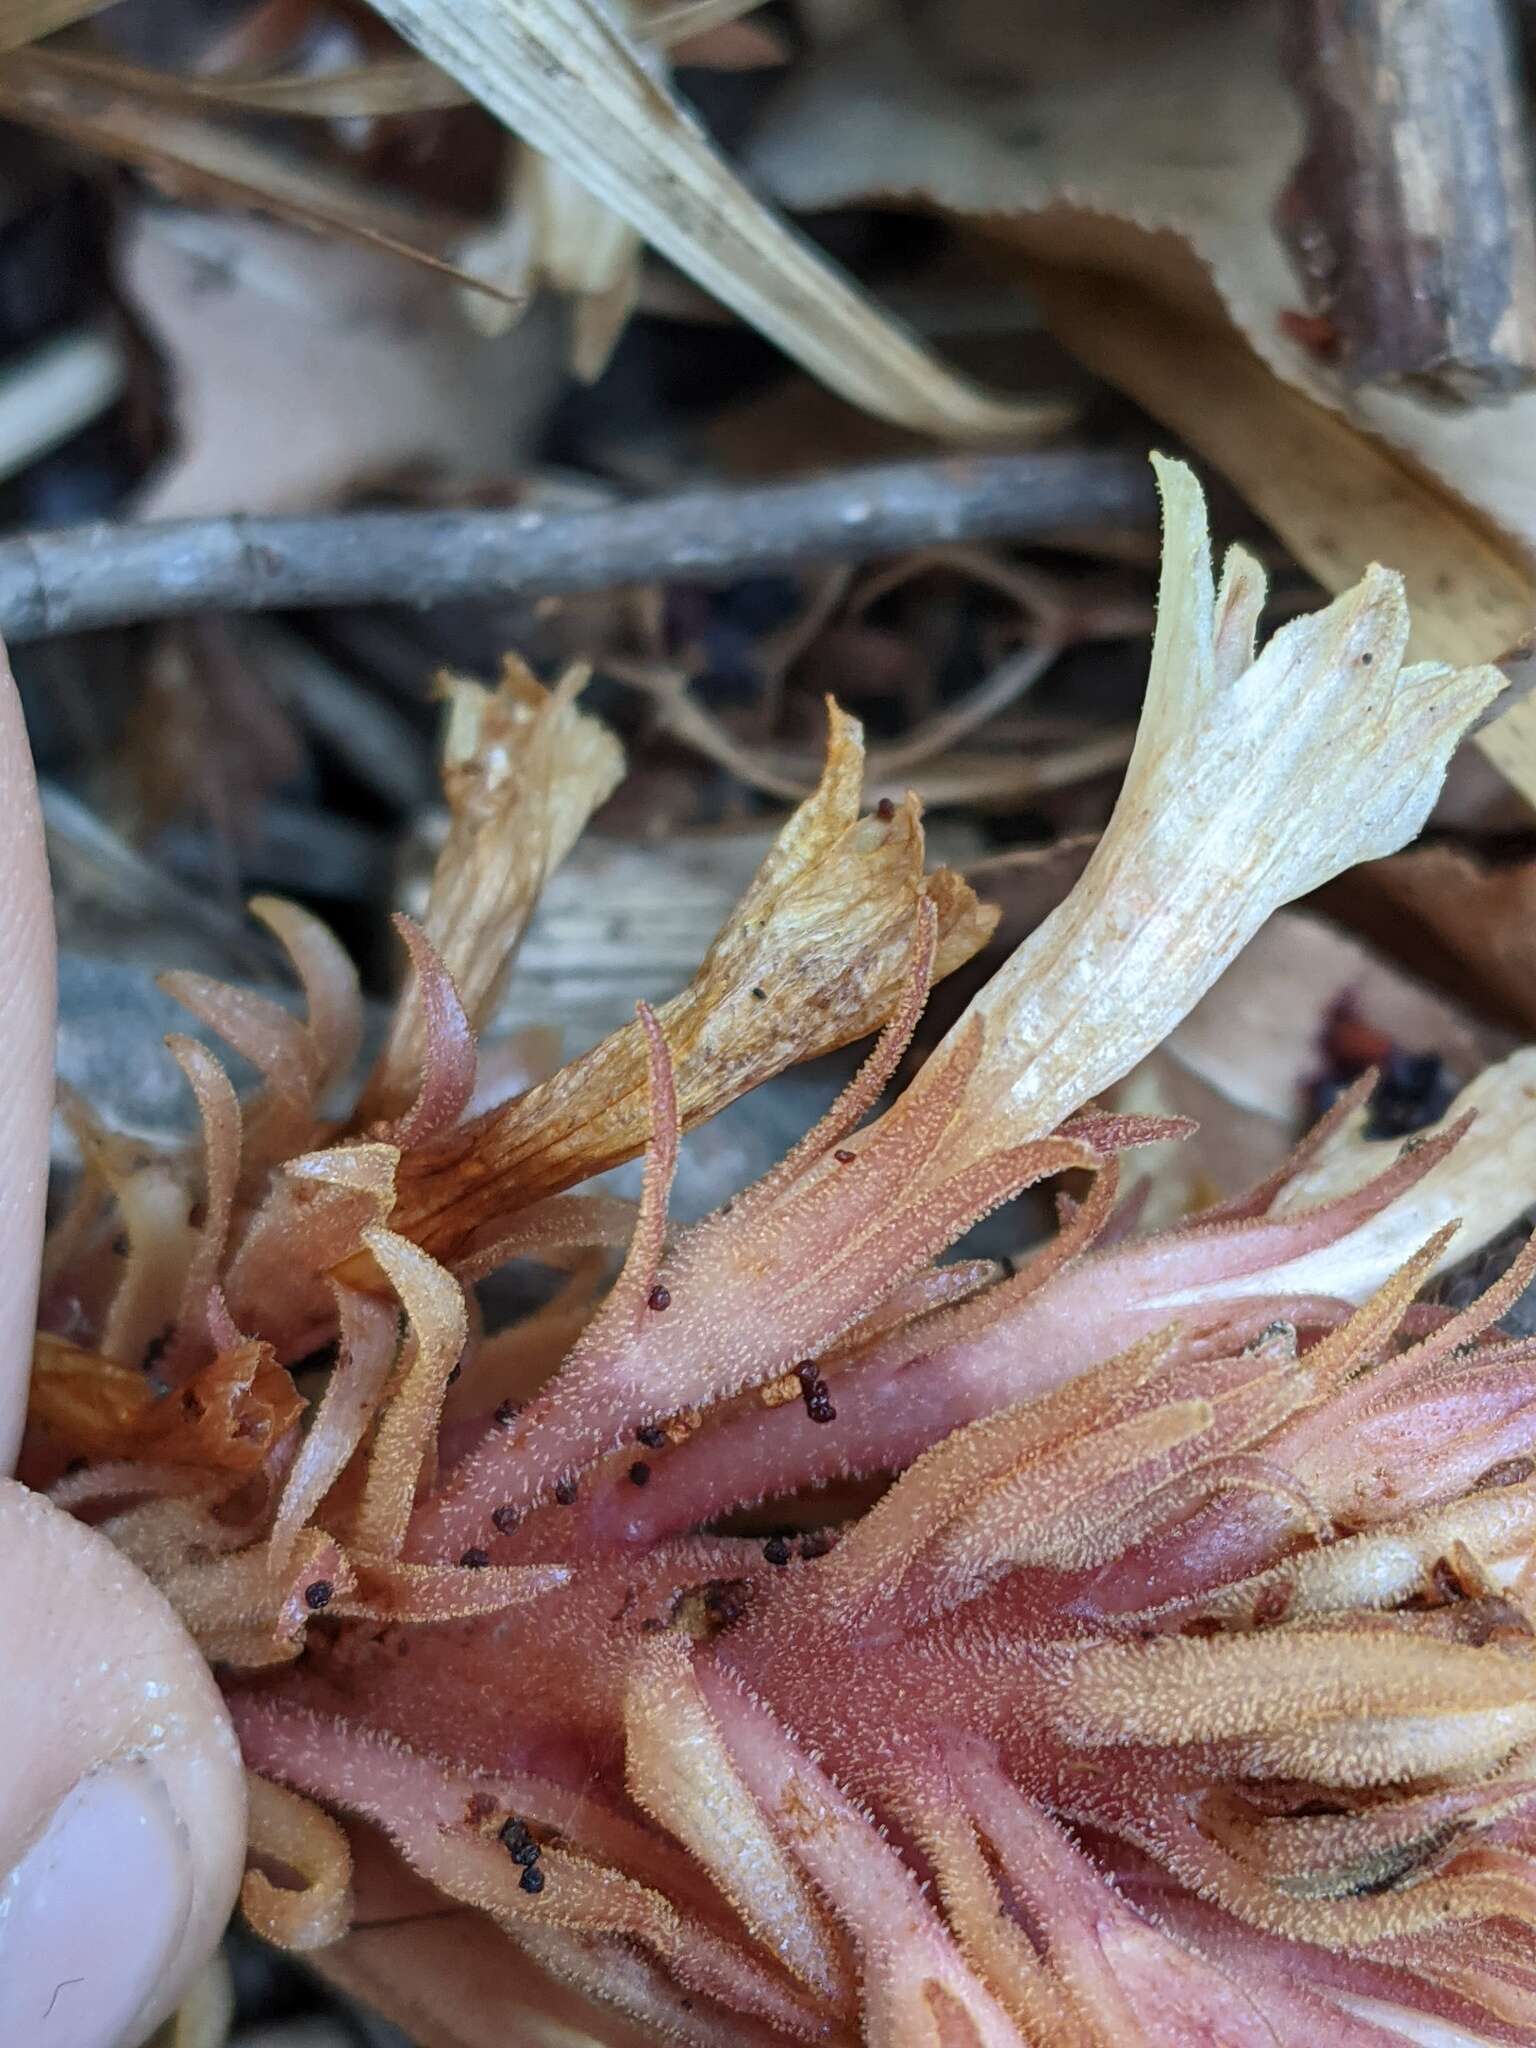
[366,0,1069,438]
[1321,844,1536,1040]
[30,1331,307,1472]
[121,205,563,518]
[0,47,515,305]
[746,0,1536,799]
[395,705,997,1253]
[362,658,624,1121]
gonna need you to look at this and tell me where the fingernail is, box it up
[0,1764,190,2048]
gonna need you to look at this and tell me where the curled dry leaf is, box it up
[748,0,1536,799]
[362,659,624,1124]
[395,701,996,1253]
[29,1332,304,1475]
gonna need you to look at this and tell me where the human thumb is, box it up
[0,647,246,2047]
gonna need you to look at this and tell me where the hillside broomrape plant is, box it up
[29,457,1536,2046]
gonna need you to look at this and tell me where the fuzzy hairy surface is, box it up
[29,463,1536,2048]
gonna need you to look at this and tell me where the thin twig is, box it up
[0,451,1156,644]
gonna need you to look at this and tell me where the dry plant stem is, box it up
[0,451,1155,643]
[1282,0,1536,399]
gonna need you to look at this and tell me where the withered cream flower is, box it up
[944,455,1504,1158]
[361,655,623,1127]
[31,460,1536,2048]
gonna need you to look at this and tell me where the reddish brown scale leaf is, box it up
[366,916,477,1153]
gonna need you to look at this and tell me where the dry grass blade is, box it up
[0,50,521,303]
[365,0,1069,439]
[31,46,471,116]
[6,3,773,114]
[0,0,115,52]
